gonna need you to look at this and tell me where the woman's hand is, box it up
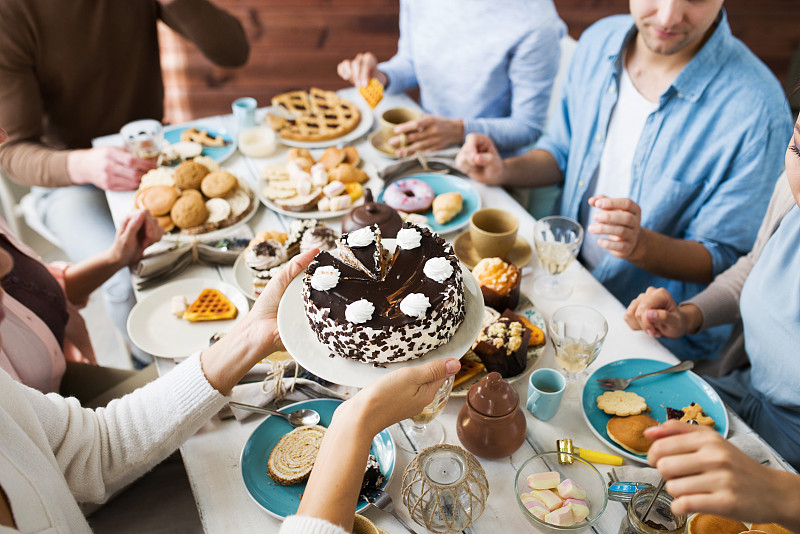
[339,358,461,437]
[108,210,163,268]
[392,115,464,157]
[200,249,318,394]
[455,133,506,185]
[337,52,386,88]
[624,287,699,338]
[646,421,800,530]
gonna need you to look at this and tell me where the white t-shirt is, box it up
[580,67,658,270]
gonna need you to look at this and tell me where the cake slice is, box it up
[267,425,326,485]
[336,224,387,280]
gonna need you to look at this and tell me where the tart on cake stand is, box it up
[277,240,484,388]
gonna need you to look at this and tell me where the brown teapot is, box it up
[456,372,527,459]
[342,189,403,238]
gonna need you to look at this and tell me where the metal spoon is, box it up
[640,478,666,523]
[229,401,321,427]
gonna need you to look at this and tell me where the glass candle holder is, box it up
[401,444,489,533]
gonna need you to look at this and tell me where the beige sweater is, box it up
[689,172,795,376]
[0,0,248,187]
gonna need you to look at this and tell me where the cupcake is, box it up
[300,226,339,254]
[244,239,288,272]
[472,257,521,312]
[473,309,531,378]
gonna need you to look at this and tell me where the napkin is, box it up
[378,149,464,184]
[133,226,254,290]
[610,428,785,484]
[224,359,358,422]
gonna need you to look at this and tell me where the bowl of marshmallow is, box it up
[514,451,608,532]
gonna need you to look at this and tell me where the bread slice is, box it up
[274,189,323,212]
[606,414,658,455]
[267,425,327,485]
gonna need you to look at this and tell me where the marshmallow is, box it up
[532,489,563,511]
[328,195,352,211]
[323,180,346,198]
[565,499,590,522]
[557,478,587,500]
[522,496,548,520]
[545,505,576,527]
[527,471,561,490]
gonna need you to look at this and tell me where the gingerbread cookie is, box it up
[174,161,209,190]
[596,390,648,416]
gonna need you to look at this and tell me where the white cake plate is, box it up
[277,251,484,388]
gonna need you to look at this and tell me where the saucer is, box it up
[453,230,533,269]
[369,130,401,159]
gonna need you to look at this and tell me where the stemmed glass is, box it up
[533,216,584,300]
[549,305,607,394]
[396,375,454,452]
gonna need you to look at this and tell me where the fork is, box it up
[596,360,694,391]
[364,488,420,534]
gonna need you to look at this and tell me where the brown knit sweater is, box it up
[0,0,249,187]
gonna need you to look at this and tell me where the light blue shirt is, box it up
[740,205,800,410]
[536,13,792,361]
[379,0,565,156]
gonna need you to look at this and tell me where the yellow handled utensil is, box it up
[557,438,623,466]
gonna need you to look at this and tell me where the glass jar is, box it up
[401,444,489,534]
[619,488,687,534]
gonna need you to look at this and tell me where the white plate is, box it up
[160,178,259,243]
[451,294,546,397]
[233,253,259,301]
[269,95,375,149]
[127,278,250,358]
[277,242,485,388]
[257,161,383,220]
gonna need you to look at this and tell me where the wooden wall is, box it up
[160,0,800,123]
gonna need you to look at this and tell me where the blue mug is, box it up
[526,368,566,421]
[232,97,257,130]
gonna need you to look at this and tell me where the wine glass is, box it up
[549,305,607,393]
[396,375,454,452]
[533,216,584,300]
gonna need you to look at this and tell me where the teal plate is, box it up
[164,125,236,163]
[581,358,729,463]
[377,173,481,234]
[240,398,395,519]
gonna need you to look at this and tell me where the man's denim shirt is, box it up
[536,12,792,361]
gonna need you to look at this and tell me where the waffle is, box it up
[270,88,361,142]
[183,288,238,322]
[358,78,384,109]
[267,425,327,485]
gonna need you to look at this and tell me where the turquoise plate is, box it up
[377,173,481,234]
[581,358,729,463]
[240,398,395,519]
[164,125,236,164]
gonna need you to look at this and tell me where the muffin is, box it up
[473,309,531,378]
[244,238,288,272]
[472,257,521,312]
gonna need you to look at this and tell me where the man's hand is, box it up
[391,115,463,156]
[337,52,386,88]
[587,195,645,260]
[67,146,155,191]
[108,210,163,268]
[646,421,800,529]
[625,287,692,338]
[455,133,505,185]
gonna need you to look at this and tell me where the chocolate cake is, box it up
[303,222,465,364]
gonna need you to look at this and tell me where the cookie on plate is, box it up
[597,390,648,416]
[174,160,209,190]
[171,191,208,229]
[201,170,238,198]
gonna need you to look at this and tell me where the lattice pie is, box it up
[269,88,361,142]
